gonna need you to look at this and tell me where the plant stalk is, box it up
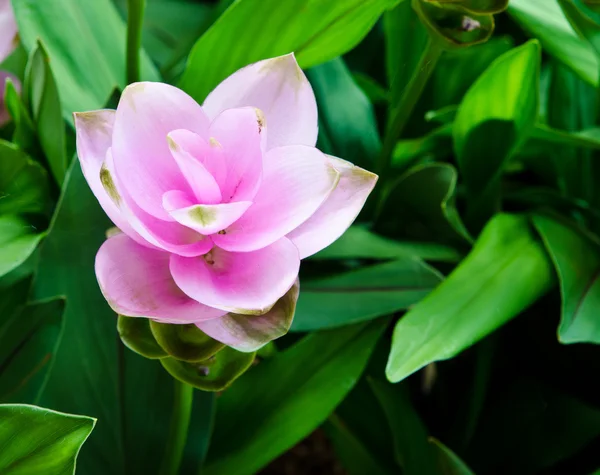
[126,0,146,84]
[376,38,443,178]
[159,379,194,475]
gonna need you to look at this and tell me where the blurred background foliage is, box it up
[3,0,600,474]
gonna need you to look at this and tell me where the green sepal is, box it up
[150,320,225,362]
[413,0,495,49]
[117,315,167,359]
[160,347,256,392]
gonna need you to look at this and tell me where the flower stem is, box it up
[126,0,146,84]
[376,38,443,177]
[159,379,194,475]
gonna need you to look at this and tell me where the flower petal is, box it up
[203,54,317,150]
[196,279,299,352]
[102,149,213,257]
[74,110,147,245]
[287,156,378,258]
[0,0,18,62]
[166,131,222,204]
[212,145,339,252]
[112,82,210,219]
[170,237,300,315]
[96,233,225,323]
[209,107,264,202]
[163,191,252,235]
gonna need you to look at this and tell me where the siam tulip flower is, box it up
[0,70,19,126]
[75,54,377,352]
[0,0,18,62]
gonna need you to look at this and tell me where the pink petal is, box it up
[102,149,213,257]
[209,107,264,202]
[166,131,221,204]
[163,191,252,235]
[170,237,300,315]
[74,110,146,246]
[196,279,299,352]
[95,233,225,323]
[287,156,378,258]
[203,54,317,150]
[212,145,339,252]
[0,0,18,62]
[112,82,210,219]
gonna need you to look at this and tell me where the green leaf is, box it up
[203,320,387,475]
[2,78,36,151]
[150,321,224,362]
[427,0,508,14]
[386,214,554,383]
[0,215,45,278]
[454,40,540,227]
[313,226,462,263]
[23,42,67,185]
[0,139,50,215]
[160,347,255,392]
[308,57,381,168]
[117,316,167,360]
[369,379,437,475]
[468,382,600,473]
[429,438,475,475]
[292,259,442,332]
[12,0,160,120]
[557,0,600,56]
[508,0,598,86]
[324,414,393,475]
[180,0,399,102]
[377,163,472,246]
[533,214,600,344]
[0,404,95,475]
[413,0,496,48]
[353,72,389,105]
[0,295,65,404]
[32,163,189,475]
[392,123,453,170]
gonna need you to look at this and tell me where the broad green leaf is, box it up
[392,123,453,170]
[0,404,95,475]
[117,316,167,360]
[150,321,224,362]
[308,58,381,167]
[160,347,255,392]
[508,0,598,86]
[0,295,64,403]
[324,414,393,475]
[429,439,475,475]
[12,0,160,120]
[557,0,600,56]
[203,320,387,475]
[386,214,554,383]
[0,215,45,278]
[313,226,462,263]
[545,60,597,202]
[377,163,472,246]
[369,379,437,475]
[469,382,600,473]
[454,40,540,227]
[180,0,399,102]
[32,163,191,475]
[23,43,67,185]
[0,139,49,215]
[292,259,442,332]
[533,214,600,344]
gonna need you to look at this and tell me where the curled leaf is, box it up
[117,315,167,359]
[150,321,224,363]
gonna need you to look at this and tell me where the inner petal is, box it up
[163,190,252,235]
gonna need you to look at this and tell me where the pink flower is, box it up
[75,54,377,352]
[0,70,19,126]
[0,0,18,62]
